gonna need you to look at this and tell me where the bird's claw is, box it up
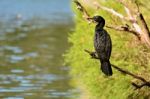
[90,52,97,58]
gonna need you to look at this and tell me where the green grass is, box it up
[65,1,150,99]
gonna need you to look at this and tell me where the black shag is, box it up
[88,16,113,76]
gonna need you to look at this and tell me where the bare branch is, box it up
[135,1,140,14]
[139,14,150,37]
[74,0,90,20]
[84,49,99,59]
[106,24,140,39]
[132,82,150,89]
[135,1,150,45]
[93,1,130,21]
[84,49,150,88]
[116,0,150,45]
[117,0,138,23]
[111,64,147,82]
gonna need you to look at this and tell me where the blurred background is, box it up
[0,0,78,99]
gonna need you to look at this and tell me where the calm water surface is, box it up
[0,0,78,99]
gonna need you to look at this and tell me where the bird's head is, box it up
[87,15,105,25]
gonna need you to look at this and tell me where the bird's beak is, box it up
[87,17,96,23]
[87,17,94,21]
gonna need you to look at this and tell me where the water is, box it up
[0,0,78,99]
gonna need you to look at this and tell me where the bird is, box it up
[88,16,113,76]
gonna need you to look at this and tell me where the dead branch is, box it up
[74,0,140,37]
[106,24,140,39]
[93,1,130,21]
[74,0,90,20]
[137,5,150,37]
[84,49,99,59]
[117,0,142,32]
[132,82,150,89]
[84,49,150,88]
[111,64,147,82]
[117,0,150,46]
[139,14,150,35]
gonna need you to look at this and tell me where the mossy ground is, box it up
[65,0,150,99]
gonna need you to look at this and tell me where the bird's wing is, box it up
[104,31,112,59]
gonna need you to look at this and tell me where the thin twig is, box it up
[132,82,150,89]
[74,0,90,20]
[139,13,150,37]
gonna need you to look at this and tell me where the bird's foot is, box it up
[90,52,97,58]
[84,49,99,59]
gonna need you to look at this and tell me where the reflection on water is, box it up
[0,0,78,99]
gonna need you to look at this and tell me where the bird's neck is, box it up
[95,22,105,31]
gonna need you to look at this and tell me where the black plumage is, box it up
[89,16,113,76]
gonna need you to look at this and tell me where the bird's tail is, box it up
[100,60,113,76]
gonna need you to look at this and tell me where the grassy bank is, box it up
[65,0,150,99]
